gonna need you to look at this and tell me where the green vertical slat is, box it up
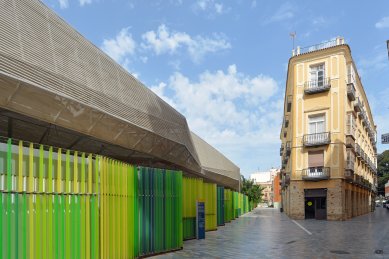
[12,194,17,259]
[6,139,12,259]
[53,195,58,259]
[48,148,53,259]
[19,194,27,259]
[0,193,2,259]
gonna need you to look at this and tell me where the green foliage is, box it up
[240,175,264,204]
[377,150,389,195]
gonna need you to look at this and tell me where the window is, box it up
[310,64,325,86]
[309,115,325,134]
[308,151,324,168]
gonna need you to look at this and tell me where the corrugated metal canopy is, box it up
[0,0,201,174]
[190,132,240,190]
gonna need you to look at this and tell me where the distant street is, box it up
[153,207,389,258]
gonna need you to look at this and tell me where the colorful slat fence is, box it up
[0,137,252,258]
[0,139,99,259]
[137,167,183,256]
[182,177,204,240]
[100,157,137,259]
[224,189,233,223]
[203,183,217,231]
[217,186,224,226]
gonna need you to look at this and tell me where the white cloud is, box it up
[150,65,281,173]
[193,0,227,15]
[375,16,389,29]
[79,0,92,6]
[101,27,136,63]
[214,3,223,14]
[265,2,295,24]
[142,24,230,63]
[59,0,69,9]
[57,0,92,8]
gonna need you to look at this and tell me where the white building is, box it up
[250,168,280,207]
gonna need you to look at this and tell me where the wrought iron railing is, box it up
[302,167,330,180]
[303,132,331,146]
[346,157,354,171]
[347,82,356,101]
[354,97,362,112]
[299,39,339,55]
[304,77,331,94]
[344,170,354,181]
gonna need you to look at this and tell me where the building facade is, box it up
[250,168,280,206]
[280,37,378,220]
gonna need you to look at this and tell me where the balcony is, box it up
[280,144,284,156]
[346,123,356,140]
[302,167,330,181]
[285,141,291,156]
[293,37,344,56]
[346,158,354,172]
[347,76,356,101]
[304,78,331,94]
[303,132,331,147]
[344,170,354,182]
[354,97,362,113]
[353,174,362,186]
[286,95,292,113]
[281,174,290,188]
[355,143,361,157]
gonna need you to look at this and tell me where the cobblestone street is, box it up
[153,207,389,259]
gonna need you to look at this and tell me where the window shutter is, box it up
[308,151,324,167]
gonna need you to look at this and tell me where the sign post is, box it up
[196,200,205,240]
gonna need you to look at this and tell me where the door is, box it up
[305,198,315,219]
[315,197,327,220]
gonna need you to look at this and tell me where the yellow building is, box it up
[280,37,378,220]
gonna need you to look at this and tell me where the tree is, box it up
[240,175,264,204]
[377,150,389,195]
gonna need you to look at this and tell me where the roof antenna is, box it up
[290,32,296,49]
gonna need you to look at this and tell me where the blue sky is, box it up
[42,0,389,178]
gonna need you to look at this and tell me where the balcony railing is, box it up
[304,78,331,94]
[346,158,354,172]
[344,170,354,182]
[285,141,291,156]
[346,123,355,139]
[355,143,361,157]
[303,132,331,146]
[302,167,330,181]
[347,78,356,101]
[281,174,290,188]
[354,97,362,113]
[296,38,341,55]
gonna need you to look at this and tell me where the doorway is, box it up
[304,189,327,220]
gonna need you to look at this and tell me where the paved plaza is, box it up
[153,207,389,258]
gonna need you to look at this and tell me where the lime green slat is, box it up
[48,148,53,259]
[7,138,12,191]
[0,193,3,259]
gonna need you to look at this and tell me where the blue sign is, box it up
[196,201,205,239]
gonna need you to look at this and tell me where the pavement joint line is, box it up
[292,220,312,235]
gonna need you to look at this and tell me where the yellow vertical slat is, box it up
[28,143,35,259]
[73,151,78,194]
[88,154,92,195]
[18,141,23,192]
[81,153,85,194]
[86,154,92,259]
[57,149,62,193]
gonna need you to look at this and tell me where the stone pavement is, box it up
[152,207,389,258]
